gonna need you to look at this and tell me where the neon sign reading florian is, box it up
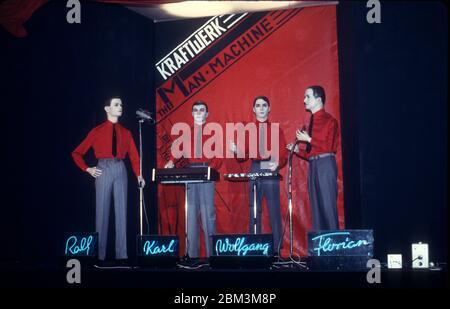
[65,235,93,256]
[311,232,371,256]
[142,240,177,256]
[215,237,270,256]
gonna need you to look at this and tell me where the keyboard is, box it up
[152,167,220,184]
[224,172,280,181]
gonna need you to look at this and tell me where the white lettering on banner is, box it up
[156,14,248,80]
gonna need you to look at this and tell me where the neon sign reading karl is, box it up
[215,237,270,256]
[65,235,93,256]
[311,232,371,256]
[142,240,176,256]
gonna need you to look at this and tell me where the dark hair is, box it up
[253,95,270,107]
[307,86,326,105]
[104,97,122,107]
[192,100,208,112]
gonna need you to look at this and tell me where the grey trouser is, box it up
[249,161,282,252]
[186,179,216,258]
[308,154,339,230]
[95,159,128,260]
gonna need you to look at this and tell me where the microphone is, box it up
[136,109,155,123]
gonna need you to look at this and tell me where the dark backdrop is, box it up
[0,0,447,267]
[0,0,156,266]
[337,1,447,263]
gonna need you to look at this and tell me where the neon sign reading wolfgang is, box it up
[215,237,270,256]
[310,232,371,257]
[65,235,94,256]
[142,239,177,256]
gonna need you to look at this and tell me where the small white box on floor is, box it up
[387,254,402,269]
[412,242,429,268]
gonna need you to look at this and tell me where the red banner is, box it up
[155,6,344,257]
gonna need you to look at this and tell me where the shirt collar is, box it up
[106,120,119,126]
[313,109,326,117]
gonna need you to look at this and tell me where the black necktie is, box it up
[195,125,202,158]
[112,124,117,157]
[306,114,314,153]
[259,122,267,158]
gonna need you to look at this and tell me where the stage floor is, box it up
[0,260,447,288]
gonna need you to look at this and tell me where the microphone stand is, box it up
[287,140,299,258]
[137,114,155,236]
[138,118,144,236]
[252,176,258,235]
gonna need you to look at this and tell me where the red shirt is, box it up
[72,120,141,177]
[170,123,222,170]
[238,120,288,169]
[297,109,339,159]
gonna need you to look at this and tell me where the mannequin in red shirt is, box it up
[287,86,339,230]
[164,101,220,258]
[230,96,287,254]
[72,97,145,264]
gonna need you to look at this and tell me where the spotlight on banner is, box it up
[137,235,179,268]
[209,234,274,269]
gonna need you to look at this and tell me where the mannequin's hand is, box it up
[268,162,279,172]
[296,129,311,142]
[286,143,299,154]
[138,176,145,188]
[86,167,102,178]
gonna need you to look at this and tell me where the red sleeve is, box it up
[169,145,175,164]
[168,138,189,166]
[309,118,339,154]
[330,118,340,153]
[127,131,141,177]
[295,142,309,160]
[277,128,288,169]
[71,129,95,172]
[210,157,222,171]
